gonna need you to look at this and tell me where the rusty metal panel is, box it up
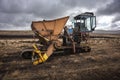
[53,16,69,35]
[31,16,69,40]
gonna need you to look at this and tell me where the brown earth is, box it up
[0,32,120,80]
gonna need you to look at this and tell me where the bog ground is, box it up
[0,32,120,80]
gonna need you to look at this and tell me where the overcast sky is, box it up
[0,0,120,30]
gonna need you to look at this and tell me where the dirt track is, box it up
[0,34,120,80]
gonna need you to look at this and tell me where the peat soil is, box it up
[0,34,120,80]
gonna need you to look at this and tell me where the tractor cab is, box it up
[73,12,96,32]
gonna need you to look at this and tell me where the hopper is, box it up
[31,16,69,41]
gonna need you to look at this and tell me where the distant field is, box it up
[0,30,120,39]
[0,31,34,39]
[0,30,33,35]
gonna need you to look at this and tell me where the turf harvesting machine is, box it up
[21,12,96,65]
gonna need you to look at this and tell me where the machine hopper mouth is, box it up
[31,16,69,41]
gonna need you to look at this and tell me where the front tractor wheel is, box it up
[21,49,33,59]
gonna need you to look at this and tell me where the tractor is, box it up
[21,12,96,65]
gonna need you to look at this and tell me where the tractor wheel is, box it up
[21,49,33,59]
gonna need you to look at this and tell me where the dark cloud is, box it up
[110,22,120,30]
[0,0,112,30]
[97,0,120,30]
[61,0,108,9]
[0,0,106,18]
[112,14,120,23]
[97,0,120,15]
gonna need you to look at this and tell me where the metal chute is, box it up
[31,16,69,41]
